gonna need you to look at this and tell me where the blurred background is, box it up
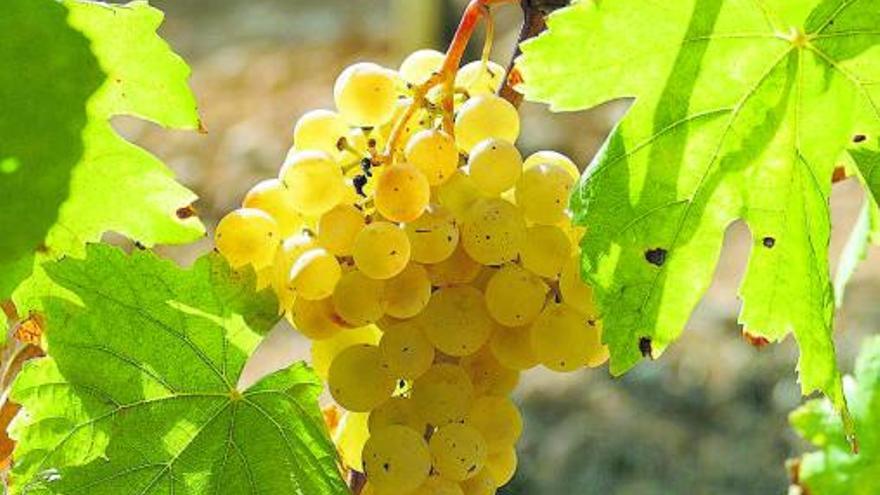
[114,1,880,493]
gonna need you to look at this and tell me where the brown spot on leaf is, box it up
[644,248,667,266]
[832,166,847,183]
[176,204,198,220]
[853,134,867,143]
[742,329,770,348]
[762,237,775,249]
[638,337,653,358]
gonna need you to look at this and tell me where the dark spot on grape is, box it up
[398,379,406,388]
[853,134,867,143]
[644,248,667,266]
[762,237,775,248]
[447,236,453,242]
[383,463,390,471]
[390,250,398,256]
[639,337,653,358]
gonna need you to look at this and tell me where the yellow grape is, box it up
[405,129,459,185]
[522,150,580,180]
[467,396,522,452]
[455,60,506,96]
[559,254,598,316]
[273,233,318,310]
[333,411,370,471]
[317,204,365,256]
[328,344,395,412]
[382,264,432,318]
[369,396,425,434]
[466,139,522,196]
[411,364,474,426]
[459,347,519,396]
[362,425,432,493]
[489,325,539,371]
[380,319,435,379]
[215,208,280,269]
[311,325,382,379]
[421,286,493,357]
[287,297,348,340]
[413,475,465,495]
[353,222,412,280]
[279,150,344,216]
[436,171,487,221]
[529,303,591,372]
[484,264,548,327]
[521,225,572,279]
[461,198,527,265]
[514,163,574,225]
[242,178,304,237]
[399,49,445,86]
[334,62,399,127]
[585,319,609,368]
[485,448,517,487]
[459,468,497,495]
[405,204,459,264]
[429,424,488,481]
[293,109,349,159]
[287,248,341,300]
[333,270,386,327]
[375,163,431,222]
[425,244,482,288]
[454,94,519,153]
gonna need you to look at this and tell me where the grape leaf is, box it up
[790,336,880,494]
[0,0,204,315]
[8,244,348,494]
[518,0,880,412]
[833,198,880,307]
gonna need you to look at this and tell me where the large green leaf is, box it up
[8,244,348,494]
[0,0,204,313]
[790,336,880,494]
[519,0,880,412]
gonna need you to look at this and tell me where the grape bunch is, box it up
[214,48,608,495]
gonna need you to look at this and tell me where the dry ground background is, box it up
[112,1,880,493]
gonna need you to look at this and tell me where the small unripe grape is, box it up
[215,208,279,269]
[293,109,349,159]
[353,222,412,280]
[317,204,365,256]
[467,396,523,452]
[405,204,460,264]
[489,325,539,371]
[422,286,493,357]
[375,163,431,222]
[311,324,382,379]
[459,468,497,495]
[429,424,488,481]
[436,171,487,221]
[523,150,580,180]
[514,163,575,225]
[521,225,572,278]
[405,129,459,185]
[559,255,598,316]
[334,62,399,127]
[400,49,445,86]
[380,319,435,379]
[455,60,506,96]
[328,344,395,411]
[466,139,522,196]
[485,448,517,486]
[333,270,386,327]
[529,303,591,372]
[362,425,432,493]
[242,179,304,237]
[288,248,341,300]
[484,265,548,327]
[279,150,344,216]
[454,94,519,153]
[425,244,482,288]
[461,198,527,265]
[382,264,432,318]
[459,347,519,396]
[369,397,425,434]
[411,364,474,426]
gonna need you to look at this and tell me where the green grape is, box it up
[317,204,365,256]
[425,244,482,288]
[273,233,318,311]
[311,324,382,379]
[293,109,349,159]
[459,347,519,396]
[279,150,345,216]
[467,396,522,452]
[429,424,488,481]
[459,468,497,495]
[484,264,548,327]
[362,425,432,493]
[380,319,435,379]
[334,411,370,471]
[405,204,459,264]
[413,475,465,495]
[489,325,538,371]
[411,364,474,426]
[405,129,459,185]
[436,171,487,221]
[485,448,517,487]
[466,139,522,196]
[288,247,341,300]
[529,303,590,372]
[382,264,432,318]
[353,222,412,280]
[334,62,399,127]
[214,208,280,269]
[514,163,575,225]
[399,49,445,86]
[522,150,580,180]
[375,163,431,222]
[333,270,386,327]
[585,318,609,368]
[520,224,572,279]
[454,94,519,153]
[455,60,506,96]
[328,344,396,412]
[287,297,348,340]
[461,198,527,265]
[242,178,304,237]
[369,396,425,434]
[421,286,493,357]
[559,254,598,316]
